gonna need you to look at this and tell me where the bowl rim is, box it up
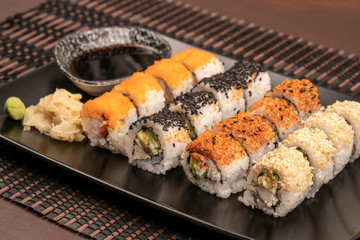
[54,26,172,86]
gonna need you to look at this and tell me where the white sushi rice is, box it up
[181,150,249,198]
[249,140,277,165]
[282,127,335,198]
[81,107,137,155]
[193,57,224,81]
[245,71,271,109]
[192,83,246,120]
[172,76,196,98]
[169,97,222,136]
[303,111,354,176]
[136,89,166,118]
[326,100,360,162]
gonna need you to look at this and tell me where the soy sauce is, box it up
[69,45,161,81]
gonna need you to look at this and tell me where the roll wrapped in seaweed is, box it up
[282,127,335,198]
[112,72,166,118]
[192,71,246,119]
[124,108,191,175]
[212,112,276,165]
[182,129,249,198]
[238,144,313,217]
[227,58,271,108]
[80,92,137,155]
[248,97,300,140]
[169,91,222,138]
[145,58,196,101]
[265,79,321,120]
[325,100,360,162]
[172,47,224,81]
[303,111,354,176]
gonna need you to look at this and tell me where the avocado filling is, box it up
[136,127,162,156]
[257,170,279,191]
[179,114,197,140]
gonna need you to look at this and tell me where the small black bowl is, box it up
[54,26,171,96]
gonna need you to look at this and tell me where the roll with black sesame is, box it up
[124,108,191,175]
[169,91,222,138]
[227,58,271,109]
[192,71,246,119]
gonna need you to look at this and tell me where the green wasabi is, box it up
[4,97,26,120]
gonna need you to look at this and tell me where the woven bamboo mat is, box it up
[1,0,360,239]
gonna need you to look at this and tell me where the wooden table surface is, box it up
[1,0,359,239]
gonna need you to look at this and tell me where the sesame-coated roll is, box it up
[282,127,335,198]
[303,111,354,176]
[169,91,222,137]
[124,108,191,175]
[182,129,249,198]
[172,47,224,81]
[238,144,313,217]
[112,72,166,118]
[192,72,246,119]
[248,97,300,140]
[145,58,196,100]
[265,79,321,120]
[325,100,360,162]
[80,92,137,155]
[227,58,271,108]
[212,112,276,165]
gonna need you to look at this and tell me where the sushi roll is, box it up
[303,111,354,176]
[265,79,321,120]
[182,129,249,198]
[212,112,276,165]
[325,100,360,162]
[169,91,222,138]
[172,47,224,81]
[248,97,300,140]
[112,72,166,118]
[282,127,335,198]
[227,58,271,108]
[192,71,246,119]
[238,144,313,217]
[144,58,196,101]
[124,108,191,175]
[80,91,137,155]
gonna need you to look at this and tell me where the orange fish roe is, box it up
[213,112,275,155]
[145,58,194,90]
[248,97,300,134]
[80,92,135,129]
[172,47,216,73]
[112,72,163,104]
[186,129,247,166]
[266,79,321,115]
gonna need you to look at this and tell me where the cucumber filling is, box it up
[295,147,308,161]
[178,114,197,140]
[187,154,208,182]
[257,170,278,191]
[256,170,280,207]
[136,127,162,156]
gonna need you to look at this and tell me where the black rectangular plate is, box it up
[1,36,360,240]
